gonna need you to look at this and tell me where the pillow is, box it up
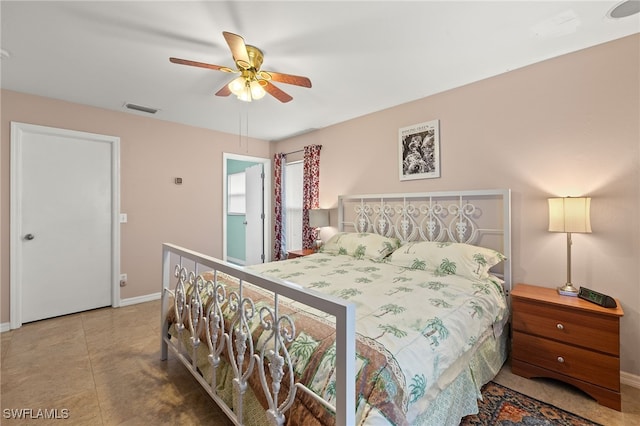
[320,232,401,261]
[387,241,506,280]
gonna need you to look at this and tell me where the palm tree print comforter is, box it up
[241,252,508,425]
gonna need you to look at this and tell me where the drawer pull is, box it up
[556,323,564,330]
[557,356,565,363]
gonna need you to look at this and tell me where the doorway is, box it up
[223,153,271,265]
[10,122,120,328]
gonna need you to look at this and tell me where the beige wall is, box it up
[1,34,638,377]
[273,34,640,376]
[1,90,270,321]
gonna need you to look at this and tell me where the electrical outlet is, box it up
[120,273,127,287]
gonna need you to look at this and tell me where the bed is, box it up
[161,189,512,425]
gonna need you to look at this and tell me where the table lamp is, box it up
[309,208,330,250]
[548,197,592,296]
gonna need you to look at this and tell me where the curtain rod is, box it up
[283,144,322,156]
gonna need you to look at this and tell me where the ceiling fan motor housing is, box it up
[239,45,264,71]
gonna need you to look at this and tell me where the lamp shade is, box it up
[548,197,592,233]
[309,208,330,228]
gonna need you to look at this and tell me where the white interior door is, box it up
[245,164,264,265]
[11,123,119,326]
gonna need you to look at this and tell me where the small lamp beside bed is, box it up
[548,196,592,296]
[309,208,330,251]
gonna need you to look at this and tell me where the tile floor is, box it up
[1,300,638,425]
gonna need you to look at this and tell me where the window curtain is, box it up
[273,153,287,260]
[302,144,322,249]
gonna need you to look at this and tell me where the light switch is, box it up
[119,213,128,223]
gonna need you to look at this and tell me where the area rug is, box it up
[460,381,603,426]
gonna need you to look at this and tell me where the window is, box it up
[285,161,303,251]
[227,172,245,214]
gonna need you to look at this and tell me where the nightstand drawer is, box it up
[512,298,619,356]
[512,331,620,391]
[287,249,315,259]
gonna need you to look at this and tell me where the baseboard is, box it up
[226,256,245,266]
[621,370,640,389]
[1,294,161,332]
[119,292,161,307]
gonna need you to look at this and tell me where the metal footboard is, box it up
[161,243,356,426]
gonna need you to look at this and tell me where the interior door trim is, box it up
[222,153,271,264]
[9,122,121,329]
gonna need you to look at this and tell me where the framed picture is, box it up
[399,119,440,181]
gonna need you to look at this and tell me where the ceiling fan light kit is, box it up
[170,31,311,103]
[227,73,267,102]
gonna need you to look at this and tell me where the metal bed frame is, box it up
[160,189,511,425]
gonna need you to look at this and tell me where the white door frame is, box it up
[10,122,121,329]
[222,153,271,263]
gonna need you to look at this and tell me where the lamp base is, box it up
[557,283,579,297]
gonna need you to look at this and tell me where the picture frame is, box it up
[399,119,440,181]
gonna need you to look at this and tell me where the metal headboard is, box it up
[337,189,512,294]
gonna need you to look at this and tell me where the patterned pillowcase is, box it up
[387,241,506,279]
[320,232,401,261]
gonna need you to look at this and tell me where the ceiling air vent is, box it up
[608,0,640,19]
[124,103,159,114]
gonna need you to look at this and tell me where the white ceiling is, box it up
[1,1,638,142]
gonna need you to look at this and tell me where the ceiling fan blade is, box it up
[215,83,232,97]
[223,31,251,69]
[262,71,312,88]
[264,82,293,103]
[169,57,234,72]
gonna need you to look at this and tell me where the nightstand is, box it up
[511,283,624,410]
[287,249,316,259]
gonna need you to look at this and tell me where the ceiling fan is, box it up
[170,31,312,103]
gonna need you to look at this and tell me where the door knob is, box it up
[24,233,35,240]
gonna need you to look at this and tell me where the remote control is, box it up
[578,287,617,308]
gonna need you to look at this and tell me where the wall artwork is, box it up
[399,119,440,181]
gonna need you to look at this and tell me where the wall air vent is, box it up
[124,103,159,114]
